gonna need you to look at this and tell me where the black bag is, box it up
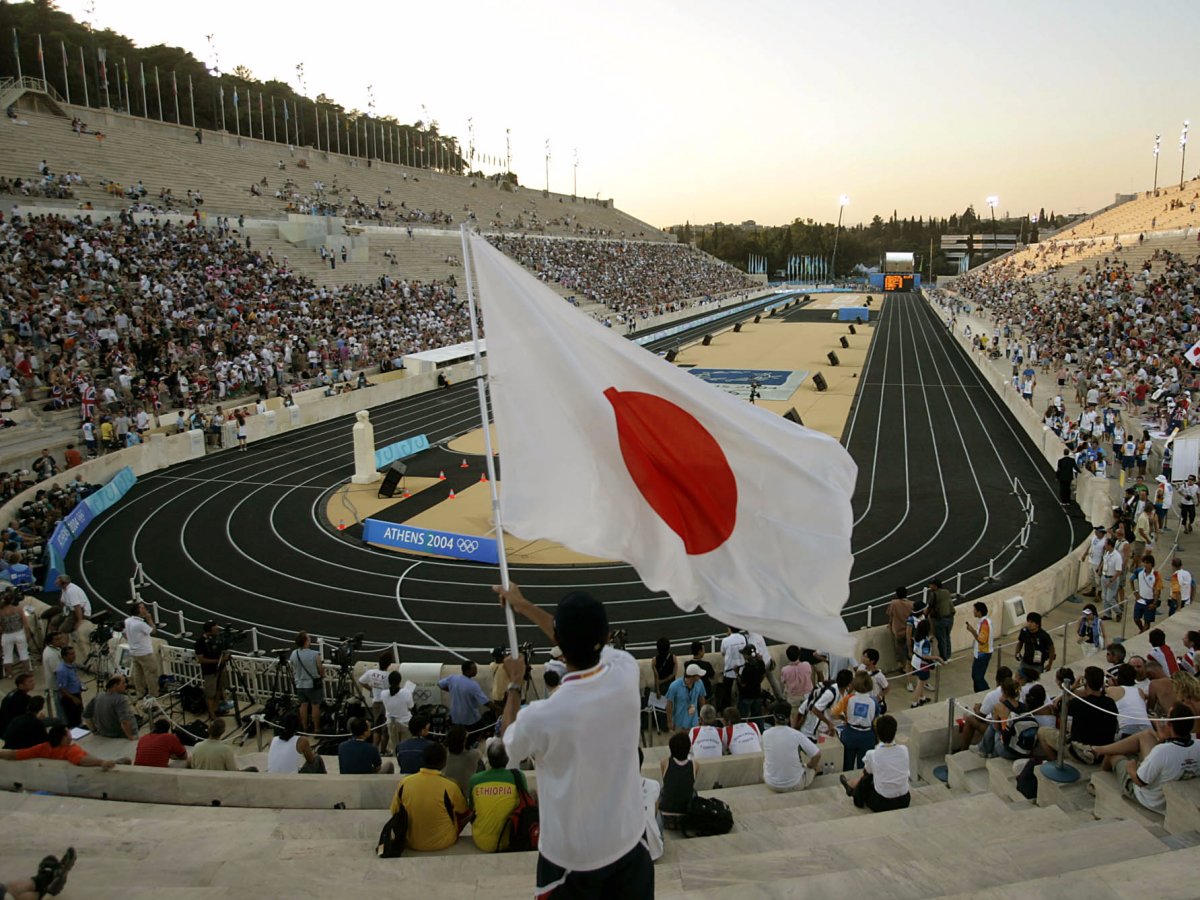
[376,791,407,858]
[174,720,209,747]
[1003,710,1040,758]
[299,753,327,774]
[180,684,207,715]
[499,773,540,852]
[1015,758,1039,800]
[681,795,733,837]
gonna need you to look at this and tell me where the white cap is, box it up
[549,646,563,659]
[685,663,705,677]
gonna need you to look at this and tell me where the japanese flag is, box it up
[1185,339,1200,367]
[470,235,858,652]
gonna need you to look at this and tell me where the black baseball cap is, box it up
[554,591,608,663]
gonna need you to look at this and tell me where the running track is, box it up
[70,293,1086,660]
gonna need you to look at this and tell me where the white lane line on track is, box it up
[850,298,896,528]
[849,295,962,585]
[152,474,329,488]
[851,298,913,557]
[395,561,464,660]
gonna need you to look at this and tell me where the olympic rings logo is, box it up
[456,538,480,554]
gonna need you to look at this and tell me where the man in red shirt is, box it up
[134,718,189,768]
[0,723,125,768]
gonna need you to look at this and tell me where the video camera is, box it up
[518,640,536,661]
[610,628,628,651]
[89,610,115,645]
[332,632,364,669]
[213,624,250,654]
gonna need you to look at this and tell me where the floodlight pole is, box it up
[1153,133,1161,193]
[830,195,849,284]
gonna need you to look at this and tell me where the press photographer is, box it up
[289,631,325,735]
[123,600,159,699]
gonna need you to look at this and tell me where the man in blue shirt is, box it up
[664,664,707,730]
[56,647,84,728]
[395,714,434,775]
[338,716,392,774]
[438,661,489,730]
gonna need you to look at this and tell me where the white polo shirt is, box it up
[60,583,91,619]
[123,615,154,657]
[761,724,819,790]
[720,632,748,677]
[864,742,911,799]
[504,646,643,872]
[725,721,762,755]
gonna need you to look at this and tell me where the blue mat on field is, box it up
[688,368,809,400]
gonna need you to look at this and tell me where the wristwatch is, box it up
[507,683,522,693]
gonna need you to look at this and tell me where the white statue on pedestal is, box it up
[351,410,381,484]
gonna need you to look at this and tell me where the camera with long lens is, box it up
[518,641,536,662]
[332,632,364,669]
[610,628,628,651]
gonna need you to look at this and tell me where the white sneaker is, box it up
[906,683,915,692]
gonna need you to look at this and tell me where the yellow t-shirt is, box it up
[467,767,526,851]
[390,769,468,851]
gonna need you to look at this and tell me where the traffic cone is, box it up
[479,472,488,483]
[460,458,469,469]
[402,488,412,499]
[337,519,346,531]
[448,489,457,500]
[438,470,446,481]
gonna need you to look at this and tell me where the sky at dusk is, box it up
[52,0,1197,228]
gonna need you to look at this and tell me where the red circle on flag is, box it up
[604,387,737,555]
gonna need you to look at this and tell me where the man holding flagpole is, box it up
[496,583,652,898]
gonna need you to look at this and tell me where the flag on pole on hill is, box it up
[469,235,859,651]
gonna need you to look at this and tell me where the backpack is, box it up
[798,680,835,720]
[1003,707,1040,757]
[376,788,407,858]
[498,773,539,852]
[681,795,733,837]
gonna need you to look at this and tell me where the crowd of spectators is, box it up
[488,234,756,323]
[934,243,1200,454]
[0,210,471,417]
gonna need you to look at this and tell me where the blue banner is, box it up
[44,466,137,590]
[374,433,431,469]
[362,518,499,564]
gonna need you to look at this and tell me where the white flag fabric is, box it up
[1186,339,1200,367]
[470,235,858,652]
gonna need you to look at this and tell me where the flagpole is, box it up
[61,41,70,103]
[459,224,520,658]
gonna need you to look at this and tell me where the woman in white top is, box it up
[838,671,880,771]
[266,713,317,773]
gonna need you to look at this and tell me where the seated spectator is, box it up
[0,846,76,899]
[467,738,528,852]
[1039,666,1118,761]
[395,714,433,775]
[2,694,47,749]
[191,718,250,771]
[338,716,392,774]
[637,746,664,862]
[83,674,138,740]
[721,706,762,755]
[658,730,697,828]
[543,669,561,695]
[1106,703,1199,813]
[761,701,821,793]
[688,705,724,759]
[266,713,319,773]
[0,723,125,768]
[0,672,35,735]
[134,718,188,768]
[442,724,480,796]
[390,741,468,851]
[1109,663,1152,737]
[840,714,911,811]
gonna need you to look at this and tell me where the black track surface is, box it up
[71,292,1085,660]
